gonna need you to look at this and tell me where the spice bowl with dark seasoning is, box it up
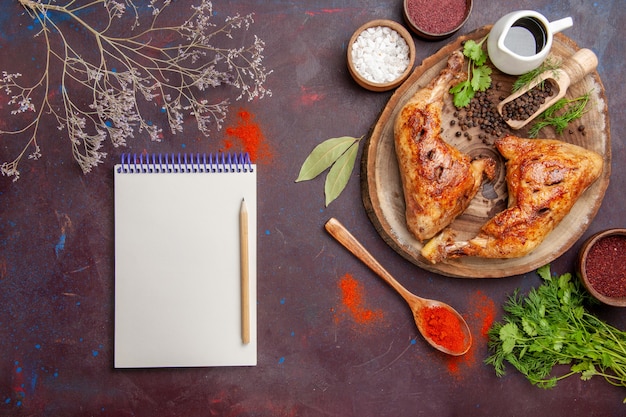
[578,229,626,307]
[402,0,473,41]
[347,19,416,92]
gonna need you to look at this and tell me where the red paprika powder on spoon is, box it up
[421,305,467,353]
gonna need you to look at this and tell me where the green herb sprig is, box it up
[528,92,591,138]
[295,136,362,206]
[486,265,626,400]
[511,58,561,92]
[449,37,492,108]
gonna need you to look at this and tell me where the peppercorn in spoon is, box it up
[497,48,597,130]
[325,218,472,356]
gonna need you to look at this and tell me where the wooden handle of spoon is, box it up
[561,48,598,86]
[326,217,472,356]
[325,217,417,303]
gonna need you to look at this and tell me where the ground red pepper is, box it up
[421,305,466,353]
[338,273,383,324]
[446,290,496,378]
[472,290,496,337]
[405,0,467,34]
[585,235,626,298]
[223,109,273,163]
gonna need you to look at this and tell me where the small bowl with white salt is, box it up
[347,19,416,92]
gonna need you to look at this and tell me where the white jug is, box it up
[487,10,573,75]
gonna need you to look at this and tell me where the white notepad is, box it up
[114,153,257,368]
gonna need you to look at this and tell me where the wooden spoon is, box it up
[497,48,598,130]
[325,218,472,356]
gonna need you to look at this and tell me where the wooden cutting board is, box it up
[361,26,611,278]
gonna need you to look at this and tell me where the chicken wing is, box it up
[394,50,496,241]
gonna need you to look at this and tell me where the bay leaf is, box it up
[324,141,359,206]
[295,136,359,182]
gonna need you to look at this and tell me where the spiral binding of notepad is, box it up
[117,152,254,174]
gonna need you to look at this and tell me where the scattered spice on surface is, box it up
[338,273,384,324]
[405,0,467,34]
[351,26,411,84]
[223,109,273,163]
[471,290,496,337]
[585,235,626,298]
[452,85,509,142]
[446,290,496,379]
[421,305,466,354]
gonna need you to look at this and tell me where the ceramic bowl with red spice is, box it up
[578,229,626,307]
[347,19,416,92]
[403,0,473,40]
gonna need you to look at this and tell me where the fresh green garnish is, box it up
[296,136,362,206]
[528,92,591,137]
[486,265,626,399]
[449,37,492,108]
[511,58,561,92]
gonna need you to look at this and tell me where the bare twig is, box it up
[0,0,272,180]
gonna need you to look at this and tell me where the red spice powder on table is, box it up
[405,0,467,34]
[471,290,496,338]
[585,235,626,297]
[421,305,466,354]
[337,273,383,325]
[446,290,496,378]
[223,109,273,163]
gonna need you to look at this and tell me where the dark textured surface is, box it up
[1,1,625,416]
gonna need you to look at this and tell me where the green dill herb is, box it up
[486,265,626,401]
[528,92,591,138]
[511,58,561,92]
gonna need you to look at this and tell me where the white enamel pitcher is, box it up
[487,10,573,75]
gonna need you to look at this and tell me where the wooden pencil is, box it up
[240,198,250,345]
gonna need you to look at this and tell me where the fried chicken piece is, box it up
[422,136,604,263]
[394,50,496,241]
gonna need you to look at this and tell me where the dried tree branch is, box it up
[0,0,272,181]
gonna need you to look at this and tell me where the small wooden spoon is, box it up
[497,48,598,130]
[325,218,472,356]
